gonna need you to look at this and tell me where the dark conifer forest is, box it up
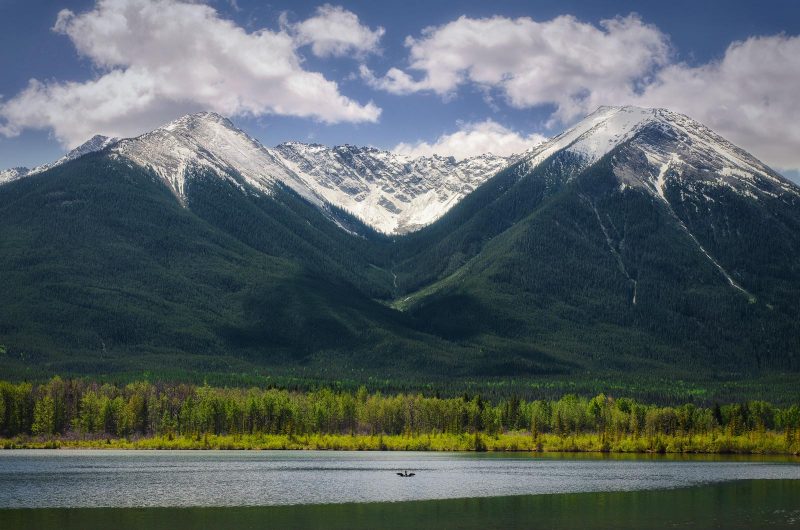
[0,126,799,400]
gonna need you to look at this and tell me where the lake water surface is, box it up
[1,450,799,508]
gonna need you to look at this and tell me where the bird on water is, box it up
[397,470,415,477]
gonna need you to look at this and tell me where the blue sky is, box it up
[1,0,799,182]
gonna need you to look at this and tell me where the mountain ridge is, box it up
[0,134,119,186]
[105,111,512,234]
[5,106,797,235]
[5,106,795,235]
[1,105,798,385]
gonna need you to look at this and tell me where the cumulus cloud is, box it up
[0,0,380,147]
[368,14,800,171]
[289,4,385,58]
[393,120,546,160]
[364,14,670,123]
[632,35,800,171]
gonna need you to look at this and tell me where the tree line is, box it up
[2,378,799,444]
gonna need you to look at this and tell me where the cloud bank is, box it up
[370,14,800,171]
[394,120,545,160]
[635,35,800,171]
[3,5,799,171]
[0,0,382,147]
[363,15,670,124]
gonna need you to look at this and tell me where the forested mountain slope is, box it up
[394,107,800,374]
[0,106,798,384]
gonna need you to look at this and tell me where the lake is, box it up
[1,450,799,528]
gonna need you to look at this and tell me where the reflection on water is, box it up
[1,480,799,529]
[0,450,798,508]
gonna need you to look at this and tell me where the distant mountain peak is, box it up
[161,111,235,132]
[0,166,30,185]
[520,105,797,201]
[104,112,513,233]
[521,106,664,170]
[6,107,792,237]
[272,140,510,233]
[61,135,119,161]
[0,134,118,185]
[111,110,297,203]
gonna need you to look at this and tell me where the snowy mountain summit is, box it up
[0,134,118,185]
[0,167,29,186]
[111,112,510,234]
[273,142,509,233]
[514,105,799,302]
[520,105,797,201]
[3,106,796,235]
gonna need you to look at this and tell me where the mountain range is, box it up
[1,105,798,386]
[3,114,509,235]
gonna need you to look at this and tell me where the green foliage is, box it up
[0,134,799,385]
[401,156,800,373]
[0,155,479,379]
[31,395,55,436]
[2,378,799,454]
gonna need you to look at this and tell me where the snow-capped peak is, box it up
[33,134,119,175]
[0,167,30,186]
[107,112,512,233]
[520,105,797,200]
[110,111,318,204]
[0,134,118,185]
[520,106,664,171]
[3,107,795,234]
[273,141,510,233]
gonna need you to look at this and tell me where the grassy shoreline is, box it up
[3,432,799,455]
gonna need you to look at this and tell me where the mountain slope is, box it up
[396,107,800,373]
[103,112,509,234]
[0,153,572,380]
[273,142,509,233]
[0,135,118,185]
[0,105,798,384]
[3,113,508,235]
[0,167,28,186]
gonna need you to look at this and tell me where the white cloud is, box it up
[289,4,384,58]
[393,120,546,160]
[365,14,670,123]
[632,35,800,171]
[0,0,380,148]
[360,65,422,95]
[368,14,800,171]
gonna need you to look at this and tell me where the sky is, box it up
[1,0,799,183]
